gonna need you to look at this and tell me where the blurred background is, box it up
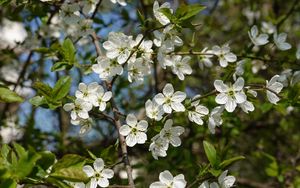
[0,0,300,187]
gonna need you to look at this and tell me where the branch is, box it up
[90,31,135,187]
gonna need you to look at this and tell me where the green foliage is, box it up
[50,154,88,182]
[203,140,219,168]
[30,76,72,109]
[160,4,205,29]
[0,86,24,103]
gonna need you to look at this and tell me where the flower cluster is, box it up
[248,25,291,50]
[150,170,187,188]
[149,119,184,159]
[63,82,112,134]
[199,170,235,188]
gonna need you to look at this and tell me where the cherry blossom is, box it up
[214,77,247,112]
[145,99,164,121]
[159,119,184,147]
[83,158,114,188]
[119,114,148,147]
[266,75,283,104]
[63,98,93,120]
[211,44,237,67]
[154,83,186,113]
[248,25,269,46]
[150,170,187,188]
[273,32,291,51]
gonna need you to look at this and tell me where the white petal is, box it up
[93,158,104,172]
[126,114,137,126]
[214,80,228,92]
[163,83,174,97]
[119,125,131,136]
[172,91,186,102]
[136,132,147,144]
[225,98,237,112]
[215,93,228,104]
[170,136,182,147]
[83,165,95,177]
[63,103,74,111]
[171,102,185,112]
[234,92,246,104]
[102,169,114,179]
[97,178,109,187]
[233,77,244,91]
[159,170,173,184]
[163,104,172,113]
[126,134,137,147]
[267,91,280,104]
[102,92,112,101]
[149,182,166,188]
[137,120,148,131]
[154,93,166,105]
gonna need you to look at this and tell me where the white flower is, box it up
[75,82,99,102]
[296,44,300,59]
[153,1,173,26]
[233,60,246,80]
[261,21,276,34]
[145,99,164,121]
[171,55,192,80]
[130,34,153,63]
[198,170,235,188]
[127,57,149,83]
[83,158,114,188]
[103,32,132,64]
[0,119,23,144]
[77,19,93,37]
[154,83,186,113]
[149,135,169,159]
[119,114,148,147]
[248,25,269,46]
[150,170,186,188]
[92,86,112,111]
[71,117,93,135]
[160,119,184,147]
[110,0,126,6]
[60,3,81,24]
[81,0,98,15]
[188,96,209,125]
[266,75,283,104]
[211,44,237,67]
[218,170,235,188]
[63,98,93,120]
[214,77,247,112]
[92,56,123,80]
[273,32,291,51]
[208,106,224,134]
[198,48,213,68]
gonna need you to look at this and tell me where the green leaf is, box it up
[32,81,53,97]
[220,156,245,168]
[37,151,56,171]
[52,76,72,100]
[62,38,76,65]
[51,154,88,182]
[203,140,218,167]
[0,87,24,103]
[29,96,47,107]
[0,179,17,188]
[176,4,206,21]
[51,61,71,72]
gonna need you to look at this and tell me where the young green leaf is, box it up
[219,156,245,169]
[0,87,24,103]
[52,76,72,101]
[203,140,218,167]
